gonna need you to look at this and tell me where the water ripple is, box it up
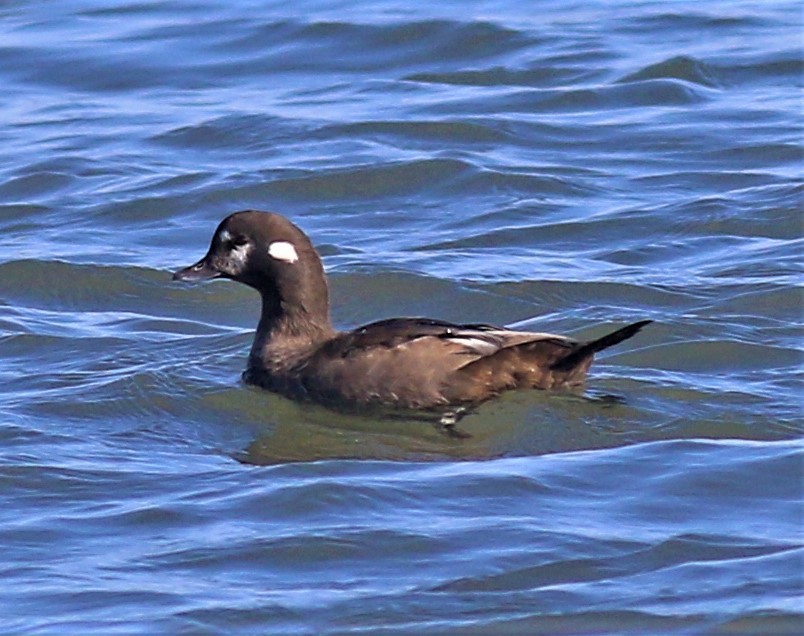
[0,0,801,632]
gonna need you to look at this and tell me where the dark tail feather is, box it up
[550,320,652,372]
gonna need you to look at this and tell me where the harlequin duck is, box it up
[173,210,651,431]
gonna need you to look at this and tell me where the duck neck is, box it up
[249,287,335,371]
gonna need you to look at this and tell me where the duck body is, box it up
[173,211,651,419]
[242,317,646,413]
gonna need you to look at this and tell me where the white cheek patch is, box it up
[268,241,299,264]
[230,242,252,265]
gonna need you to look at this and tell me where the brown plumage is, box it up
[173,210,651,426]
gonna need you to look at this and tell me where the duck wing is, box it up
[445,319,653,401]
[318,318,505,358]
[301,318,578,410]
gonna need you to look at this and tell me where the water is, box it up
[1,0,802,633]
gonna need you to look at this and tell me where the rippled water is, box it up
[1,0,802,633]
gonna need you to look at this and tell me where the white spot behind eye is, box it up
[219,229,232,243]
[268,241,299,263]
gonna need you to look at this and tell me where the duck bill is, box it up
[172,257,221,282]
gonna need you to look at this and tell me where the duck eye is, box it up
[230,235,249,247]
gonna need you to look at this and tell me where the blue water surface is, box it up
[0,0,802,633]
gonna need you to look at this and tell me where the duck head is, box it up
[173,210,332,328]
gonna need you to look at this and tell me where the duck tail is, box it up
[550,320,652,372]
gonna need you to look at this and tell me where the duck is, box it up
[173,210,651,433]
